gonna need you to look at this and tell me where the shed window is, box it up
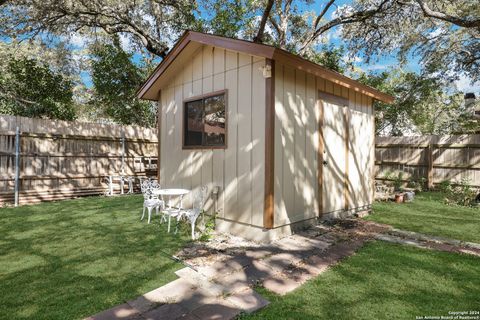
[184,91,226,148]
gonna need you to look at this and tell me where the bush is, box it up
[442,179,478,207]
[393,172,404,191]
[198,212,217,241]
[437,180,452,193]
[407,177,427,192]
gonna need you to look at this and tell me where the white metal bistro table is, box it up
[153,188,190,233]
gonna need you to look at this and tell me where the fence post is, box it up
[121,131,125,176]
[14,126,20,207]
[426,143,434,190]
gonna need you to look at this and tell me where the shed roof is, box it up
[137,31,394,103]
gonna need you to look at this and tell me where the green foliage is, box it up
[436,180,452,193]
[343,0,480,81]
[198,212,217,242]
[393,172,404,191]
[406,177,427,192]
[201,0,252,38]
[89,39,156,126]
[310,45,352,74]
[0,56,75,120]
[442,179,477,207]
[357,69,475,135]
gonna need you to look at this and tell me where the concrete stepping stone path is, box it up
[85,228,368,320]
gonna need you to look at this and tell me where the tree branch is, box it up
[415,0,480,29]
[299,0,390,55]
[253,0,275,43]
[313,0,336,30]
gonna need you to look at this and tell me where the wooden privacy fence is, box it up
[0,115,158,205]
[375,135,480,188]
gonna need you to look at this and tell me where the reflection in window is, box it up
[184,92,226,147]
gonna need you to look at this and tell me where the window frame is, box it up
[182,89,228,150]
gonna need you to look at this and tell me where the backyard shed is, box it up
[137,31,394,241]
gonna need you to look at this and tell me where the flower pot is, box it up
[395,193,404,203]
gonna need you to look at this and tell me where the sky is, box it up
[67,0,478,93]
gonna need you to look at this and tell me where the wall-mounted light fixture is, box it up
[259,64,272,78]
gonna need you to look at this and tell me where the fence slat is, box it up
[375,135,480,188]
[0,115,158,205]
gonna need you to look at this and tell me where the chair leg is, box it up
[141,206,146,220]
[147,207,152,224]
[191,222,195,240]
[175,218,180,234]
[167,215,171,233]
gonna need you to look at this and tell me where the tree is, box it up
[357,69,477,136]
[89,38,156,127]
[0,0,199,58]
[342,0,480,80]
[0,56,75,120]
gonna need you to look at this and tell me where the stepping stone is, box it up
[244,260,279,284]
[213,270,251,295]
[127,278,197,313]
[142,303,188,320]
[225,288,270,314]
[200,255,253,280]
[243,246,278,259]
[85,303,141,320]
[257,252,301,273]
[262,274,301,295]
[190,299,240,320]
[274,235,316,252]
[175,267,225,297]
[177,287,220,312]
[302,255,331,273]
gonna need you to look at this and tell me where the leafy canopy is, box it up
[89,38,156,127]
[358,69,477,136]
[0,56,75,120]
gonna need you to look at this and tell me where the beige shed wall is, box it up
[158,45,266,228]
[274,62,374,227]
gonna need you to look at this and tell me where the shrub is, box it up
[437,180,452,193]
[443,179,478,207]
[198,212,217,242]
[393,172,404,191]
[407,177,427,192]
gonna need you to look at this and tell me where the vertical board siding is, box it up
[224,51,239,220]
[274,67,375,226]
[159,46,266,226]
[274,63,286,223]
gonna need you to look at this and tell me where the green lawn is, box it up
[240,241,480,320]
[366,192,480,243]
[0,195,189,320]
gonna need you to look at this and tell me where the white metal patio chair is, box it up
[140,179,165,224]
[179,186,208,240]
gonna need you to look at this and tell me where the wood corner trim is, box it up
[264,58,275,229]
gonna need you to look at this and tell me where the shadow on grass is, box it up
[0,195,191,320]
[238,241,480,320]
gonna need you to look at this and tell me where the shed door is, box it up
[320,92,349,215]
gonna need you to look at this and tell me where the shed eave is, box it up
[137,31,394,104]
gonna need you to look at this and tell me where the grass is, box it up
[240,241,480,320]
[366,192,480,243]
[0,195,190,320]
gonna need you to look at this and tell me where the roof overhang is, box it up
[137,31,394,104]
